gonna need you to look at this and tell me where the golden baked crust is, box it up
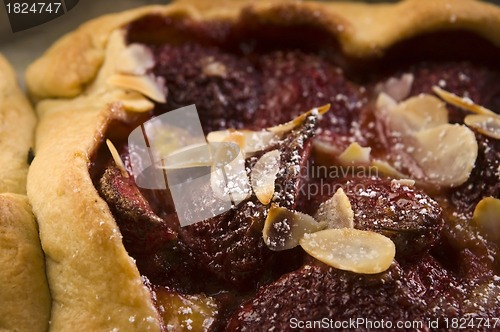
[24,0,500,331]
[0,194,50,332]
[0,55,36,194]
[0,55,49,332]
[29,99,161,331]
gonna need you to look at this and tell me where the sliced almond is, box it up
[375,91,478,186]
[371,159,407,179]
[472,197,500,244]
[263,205,326,251]
[116,43,155,76]
[117,93,155,112]
[432,86,496,116]
[313,140,409,181]
[98,89,155,112]
[391,178,415,188]
[214,131,246,150]
[314,188,354,229]
[142,110,208,159]
[207,129,277,156]
[376,73,414,102]
[222,131,246,149]
[86,31,164,109]
[242,131,278,155]
[206,130,229,144]
[106,139,129,178]
[161,143,212,170]
[464,114,500,140]
[375,92,398,116]
[108,74,166,103]
[299,229,395,274]
[210,142,251,203]
[389,94,448,132]
[338,142,371,165]
[267,104,330,134]
[201,57,227,78]
[251,150,281,205]
[313,141,371,167]
[411,124,478,186]
[377,93,448,134]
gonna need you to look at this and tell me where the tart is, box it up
[0,54,50,332]
[26,0,500,331]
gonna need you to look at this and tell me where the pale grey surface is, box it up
[0,0,168,83]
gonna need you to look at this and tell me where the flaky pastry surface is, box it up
[0,55,49,332]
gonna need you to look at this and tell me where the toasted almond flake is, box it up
[108,74,166,103]
[98,89,155,112]
[222,131,245,149]
[432,86,496,116]
[210,142,251,203]
[372,159,407,179]
[376,73,414,102]
[86,31,159,112]
[206,130,228,143]
[314,188,354,229]
[116,43,155,76]
[464,114,500,140]
[161,143,212,170]
[389,94,448,132]
[375,92,478,186]
[118,94,155,112]
[472,197,500,244]
[263,205,326,251]
[375,92,398,115]
[147,123,203,158]
[207,130,277,156]
[377,93,448,134]
[106,139,129,178]
[251,150,281,205]
[211,142,242,169]
[391,178,415,188]
[412,124,477,186]
[299,229,395,274]
[338,142,371,165]
[313,140,371,167]
[201,57,227,78]
[267,104,330,134]
[241,131,278,155]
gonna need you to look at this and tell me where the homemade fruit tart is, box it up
[26,0,500,330]
[0,54,50,332]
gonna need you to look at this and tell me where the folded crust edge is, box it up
[26,0,500,100]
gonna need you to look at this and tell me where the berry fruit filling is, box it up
[91,16,500,331]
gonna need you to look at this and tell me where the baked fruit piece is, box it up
[26,0,500,330]
[0,54,50,332]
